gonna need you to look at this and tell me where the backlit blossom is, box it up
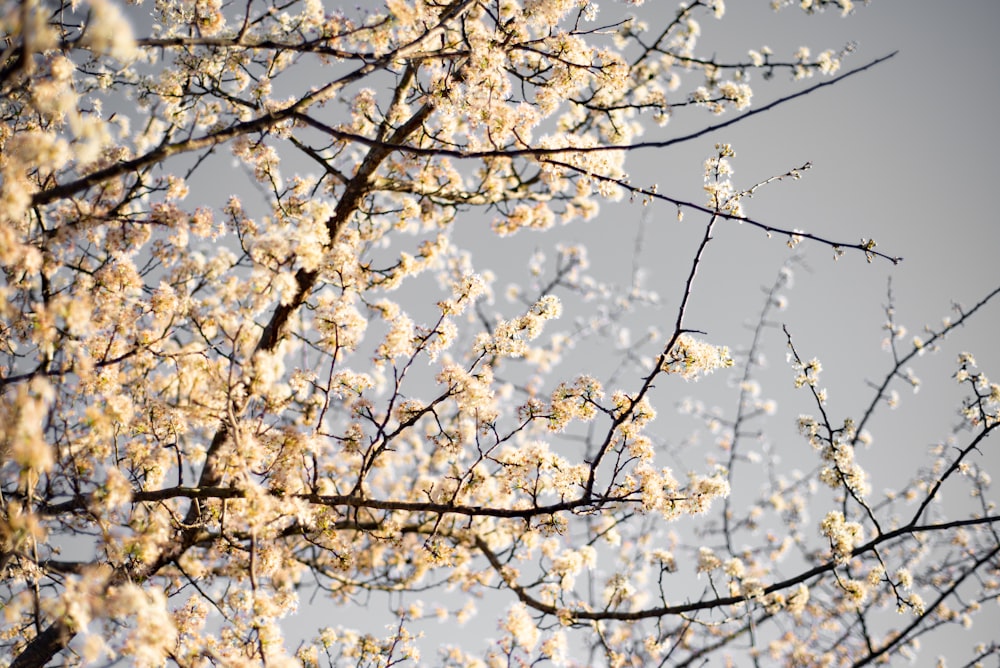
[663,334,734,380]
[820,510,864,563]
[79,0,138,61]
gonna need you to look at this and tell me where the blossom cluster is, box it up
[703,143,746,217]
[662,333,734,380]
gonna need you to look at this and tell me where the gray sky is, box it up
[106,0,1000,662]
[444,0,1000,473]
[442,1,1000,661]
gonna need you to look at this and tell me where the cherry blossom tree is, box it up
[1,0,998,666]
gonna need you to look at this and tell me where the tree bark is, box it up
[9,622,68,668]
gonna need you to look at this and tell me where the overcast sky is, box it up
[441,0,1000,474]
[112,0,1000,661]
[442,1,1000,660]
